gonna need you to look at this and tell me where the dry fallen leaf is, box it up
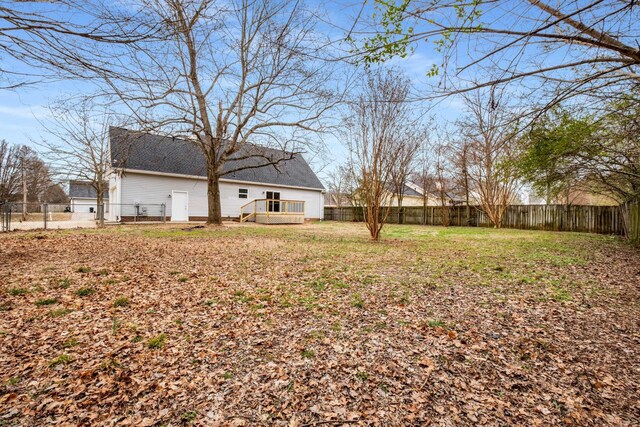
[0,223,638,426]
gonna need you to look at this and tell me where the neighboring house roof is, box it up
[388,182,430,198]
[68,181,109,199]
[385,182,424,197]
[110,127,325,190]
[402,183,423,197]
[446,193,466,203]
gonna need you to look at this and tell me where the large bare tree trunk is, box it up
[422,193,427,225]
[96,178,104,228]
[207,166,222,225]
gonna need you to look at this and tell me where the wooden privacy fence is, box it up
[324,204,625,235]
[620,200,640,245]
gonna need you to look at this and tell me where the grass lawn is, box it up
[0,222,638,426]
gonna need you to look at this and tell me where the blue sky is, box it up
[2,0,558,182]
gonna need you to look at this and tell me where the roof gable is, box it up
[109,127,324,190]
[402,183,423,197]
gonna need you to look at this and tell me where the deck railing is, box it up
[240,199,305,222]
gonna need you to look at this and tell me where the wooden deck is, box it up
[254,212,304,224]
[240,199,305,224]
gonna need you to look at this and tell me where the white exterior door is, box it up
[171,191,189,221]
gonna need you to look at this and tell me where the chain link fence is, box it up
[1,202,167,231]
[111,203,167,223]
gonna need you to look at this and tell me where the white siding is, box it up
[118,171,324,219]
[71,198,99,213]
[107,173,121,221]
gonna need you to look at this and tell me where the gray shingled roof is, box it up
[69,181,109,199]
[402,184,422,197]
[110,127,324,190]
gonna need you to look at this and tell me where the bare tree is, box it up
[0,1,156,89]
[2,145,56,219]
[359,0,640,114]
[461,89,520,228]
[325,164,356,208]
[0,140,20,201]
[22,150,52,203]
[450,138,472,225]
[42,184,69,204]
[99,0,338,224]
[344,68,413,240]
[389,129,421,223]
[412,131,435,225]
[433,142,452,226]
[37,99,111,226]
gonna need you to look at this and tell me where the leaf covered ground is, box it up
[0,222,639,426]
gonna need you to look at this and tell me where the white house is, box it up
[69,180,108,216]
[387,182,442,207]
[107,127,325,223]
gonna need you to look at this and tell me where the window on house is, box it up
[239,188,248,199]
[266,191,280,212]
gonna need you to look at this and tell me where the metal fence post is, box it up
[43,203,48,230]
[161,203,166,223]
